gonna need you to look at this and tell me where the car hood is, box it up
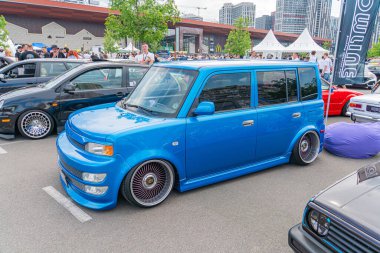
[0,86,43,100]
[314,166,380,241]
[68,103,164,141]
[350,94,380,105]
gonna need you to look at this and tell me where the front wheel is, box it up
[121,160,175,208]
[341,101,350,116]
[17,110,54,139]
[292,131,320,165]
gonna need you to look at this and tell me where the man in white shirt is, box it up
[309,51,317,63]
[321,52,333,81]
[292,53,300,60]
[135,43,154,65]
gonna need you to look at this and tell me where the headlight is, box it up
[0,100,4,109]
[82,172,106,183]
[85,142,113,156]
[308,209,330,236]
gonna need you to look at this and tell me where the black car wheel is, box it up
[292,131,320,165]
[341,101,350,116]
[18,110,54,139]
[121,160,174,208]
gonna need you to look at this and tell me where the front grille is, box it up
[59,159,83,179]
[67,134,85,150]
[61,169,85,192]
[326,221,380,253]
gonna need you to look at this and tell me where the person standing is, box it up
[135,43,154,65]
[41,47,50,58]
[19,44,39,60]
[15,46,23,60]
[50,45,65,58]
[292,53,300,60]
[321,52,333,81]
[309,51,317,63]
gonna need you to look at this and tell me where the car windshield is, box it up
[122,66,197,117]
[40,64,85,89]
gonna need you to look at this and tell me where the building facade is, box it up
[255,15,273,30]
[274,0,307,34]
[306,0,332,39]
[219,2,255,27]
[58,0,109,7]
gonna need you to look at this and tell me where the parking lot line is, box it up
[0,141,25,146]
[42,186,92,223]
[0,147,7,154]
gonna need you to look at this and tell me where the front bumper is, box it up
[0,115,17,139]
[57,132,125,210]
[350,113,380,123]
[288,224,333,253]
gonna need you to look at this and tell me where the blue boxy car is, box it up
[57,60,325,209]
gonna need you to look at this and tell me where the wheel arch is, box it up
[16,107,58,134]
[287,126,323,160]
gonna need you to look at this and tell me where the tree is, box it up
[103,30,119,53]
[224,17,251,57]
[105,0,180,52]
[0,15,9,49]
[368,41,380,58]
[322,41,332,51]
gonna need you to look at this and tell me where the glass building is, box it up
[274,0,307,34]
[219,2,256,27]
[306,0,332,39]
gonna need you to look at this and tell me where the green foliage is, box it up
[103,30,119,53]
[368,41,380,58]
[0,15,9,49]
[322,41,332,51]
[224,17,252,57]
[106,0,180,52]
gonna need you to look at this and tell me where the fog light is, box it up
[82,173,106,183]
[84,185,108,195]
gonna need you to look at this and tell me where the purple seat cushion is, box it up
[324,122,380,159]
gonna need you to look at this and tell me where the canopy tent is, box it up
[119,42,140,53]
[284,28,328,54]
[251,30,286,58]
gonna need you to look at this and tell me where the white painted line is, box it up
[42,186,92,223]
[0,147,7,154]
[0,141,25,146]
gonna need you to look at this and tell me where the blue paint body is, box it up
[56,60,325,210]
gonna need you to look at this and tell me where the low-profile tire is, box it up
[292,131,320,166]
[341,101,350,116]
[17,110,54,139]
[121,160,175,208]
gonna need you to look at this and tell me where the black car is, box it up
[289,162,380,253]
[0,58,87,94]
[0,62,148,139]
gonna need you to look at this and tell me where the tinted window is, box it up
[66,62,82,69]
[128,67,147,87]
[299,68,318,101]
[257,70,298,106]
[5,63,36,78]
[40,62,67,77]
[199,73,251,112]
[71,68,123,90]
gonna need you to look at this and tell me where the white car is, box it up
[349,82,380,122]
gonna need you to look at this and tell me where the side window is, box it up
[5,63,36,78]
[66,62,82,70]
[199,73,251,112]
[71,68,123,90]
[299,68,318,101]
[128,67,148,87]
[40,62,67,77]
[257,70,298,106]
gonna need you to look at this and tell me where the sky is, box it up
[176,0,342,23]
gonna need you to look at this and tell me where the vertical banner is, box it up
[333,0,380,85]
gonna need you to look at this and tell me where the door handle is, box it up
[242,120,254,127]
[292,112,301,118]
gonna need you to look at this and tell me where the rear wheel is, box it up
[341,101,350,116]
[17,110,54,139]
[121,160,175,208]
[292,131,320,165]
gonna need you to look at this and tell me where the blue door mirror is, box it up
[194,101,215,116]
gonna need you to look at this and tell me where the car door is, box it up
[0,62,37,94]
[37,62,68,84]
[58,66,127,123]
[254,69,303,162]
[185,71,257,179]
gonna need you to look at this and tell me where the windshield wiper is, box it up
[125,103,155,114]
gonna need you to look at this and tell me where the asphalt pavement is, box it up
[0,90,378,253]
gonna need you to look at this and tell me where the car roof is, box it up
[14,58,89,63]
[154,59,318,71]
[70,61,149,71]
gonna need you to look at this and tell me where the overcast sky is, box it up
[176,0,342,22]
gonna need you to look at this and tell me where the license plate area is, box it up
[367,105,380,113]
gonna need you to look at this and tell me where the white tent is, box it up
[121,42,140,53]
[251,29,286,58]
[285,28,328,54]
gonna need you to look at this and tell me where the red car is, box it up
[322,80,363,116]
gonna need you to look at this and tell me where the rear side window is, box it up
[199,73,251,112]
[40,62,67,77]
[66,62,82,69]
[257,70,298,106]
[299,68,318,101]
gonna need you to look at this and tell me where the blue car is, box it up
[57,60,325,209]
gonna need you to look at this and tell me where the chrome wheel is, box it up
[20,111,52,139]
[129,160,174,207]
[298,131,320,164]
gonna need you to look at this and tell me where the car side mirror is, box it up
[193,101,215,116]
[0,74,5,83]
[63,83,76,94]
